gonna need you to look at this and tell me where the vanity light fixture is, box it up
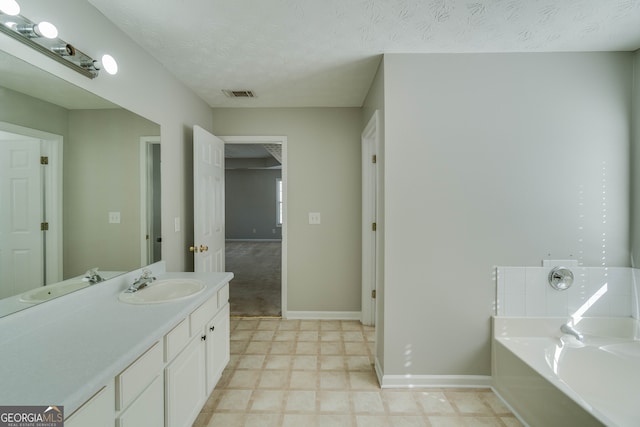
[0,2,118,78]
[0,0,19,16]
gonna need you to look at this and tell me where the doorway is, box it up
[222,136,287,317]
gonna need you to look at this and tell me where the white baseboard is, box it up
[226,239,282,242]
[284,311,361,320]
[380,374,492,389]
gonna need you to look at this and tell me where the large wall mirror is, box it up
[0,49,161,317]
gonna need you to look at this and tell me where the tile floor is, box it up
[194,318,522,427]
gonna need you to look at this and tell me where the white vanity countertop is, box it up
[0,263,233,415]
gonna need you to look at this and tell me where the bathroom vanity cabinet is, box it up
[67,282,231,427]
[0,264,232,427]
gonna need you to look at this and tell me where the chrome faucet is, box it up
[125,269,155,293]
[560,322,584,342]
[85,268,104,285]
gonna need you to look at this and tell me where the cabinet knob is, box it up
[209,326,215,332]
[201,335,206,341]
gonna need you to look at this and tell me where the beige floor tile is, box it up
[274,330,298,341]
[207,412,245,427]
[236,319,260,330]
[389,415,428,427]
[348,371,380,390]
[462,416,507,426]
[479,392,511,415]
[264,355,292,370]
[192,411,212,427]
[427,415,467,427]
[320,331,343,341]
[215,389,253,410]
[231,330,254,341]
[445,391,492,415]
[282,414,317,427]
[320,371,348,389]
[289,370,319,389]
[230,340,249,354]
[293,355,318,370]
[278,320,301,330]
[415,391,456,414]
[250,390,286,411]
[299,320,320,330]
[356,415,390,427]
[237,355,266,369]
[258,370,290,389]
[285,390,317,412]
[500,416,524,427]
[318,391,351,413]
[351,391,385,413]
[296,341,320,354]
[244,413,281,427]
[252,330,276,341]
[228,370,261,389]
[342,331,365,342]
[318,414,354,427]
[346,356,371,371]
[320,342,344,355]
[245,341,271,354]
[383,391,420,413]
[320,320,342,331]
[340,321,362,331]
[298,331,320,341]
[320,356,346,370]
[271,341,296,355]
[344,342,368,355]
[257,319,280,330]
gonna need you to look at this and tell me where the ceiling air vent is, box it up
[223,89,256,98]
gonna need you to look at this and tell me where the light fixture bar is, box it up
[0,12,97,79]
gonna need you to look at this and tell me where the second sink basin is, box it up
[118,278,206,304]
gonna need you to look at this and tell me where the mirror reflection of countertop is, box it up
[0,261,233,416]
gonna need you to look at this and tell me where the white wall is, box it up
[631,50,640,266]
[382,52,632,378]
[212,108,362,313]
[2,0,213,272]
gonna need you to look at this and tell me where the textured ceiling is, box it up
[88,0,640,108]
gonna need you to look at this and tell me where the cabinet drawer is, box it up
[165,318,189,363]
[190,294,217,336]
[116,341,163,411]
[217,283,229,309]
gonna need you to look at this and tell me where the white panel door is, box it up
[0,139,42,298]
[193,126,225,272]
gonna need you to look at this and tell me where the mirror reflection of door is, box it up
[141,136,162,265]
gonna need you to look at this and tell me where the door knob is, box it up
[189,245,199,253]
[199,245,209,252]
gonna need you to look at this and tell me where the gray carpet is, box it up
[226,241,282,317]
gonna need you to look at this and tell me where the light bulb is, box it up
[35,21,57,38]
[101,54,118,75]
[0,0,20,16]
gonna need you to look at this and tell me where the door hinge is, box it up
[41,222,49,231]
[40,156,49,165]
[371,289,376,299]
[372,154,377,164]
[371,222,377,231]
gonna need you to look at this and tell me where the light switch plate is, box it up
[309,212,321,225]
[108,212,120,224]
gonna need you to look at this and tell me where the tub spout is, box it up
[561,323,584,342]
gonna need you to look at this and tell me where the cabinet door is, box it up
[65,380,114,427]
[165,335,206,427]
[206,304,230,394]
[117,375,163,427]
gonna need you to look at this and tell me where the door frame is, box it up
[0,121,63,284]
[361,111,380,326]
[220,135,288,317]
[139,136,161,266]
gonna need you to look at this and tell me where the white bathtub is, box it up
[492,317,640,427]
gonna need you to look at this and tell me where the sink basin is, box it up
[20,280,89,303]
[118,279,206,304]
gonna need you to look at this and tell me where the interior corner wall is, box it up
[2,0,214,273]
[361,59,385,371]
[225,169,282,240]
[383,52,632,377]
[631,50,640,267]
[212,107,362,312]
